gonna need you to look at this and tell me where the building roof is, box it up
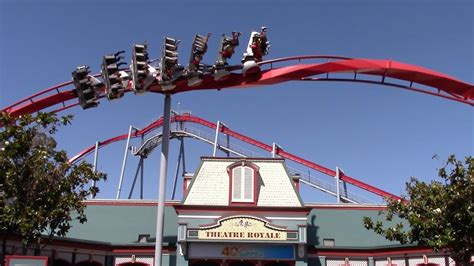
[183,157,303,207]
[63,158,410,250]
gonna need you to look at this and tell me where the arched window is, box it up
[227,160,260,205]
[232,166,254,202]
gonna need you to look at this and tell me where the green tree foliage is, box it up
[0,112,106,250]
[363,155,473,264]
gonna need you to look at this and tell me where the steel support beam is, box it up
[272,142,281,158]
[171,138,185,200]
[128,158,144,199]
[90,141,99,199]
[212,121,221,156]
[225,134,230,157]
[116,126,134,199]
[154,94,172,266]
[140,134,144,199]
[181,138,186,175]
[343,181,348,198]
[336,167,341,204]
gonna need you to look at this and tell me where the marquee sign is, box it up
[198,216,287,241]
[189,243,295,260]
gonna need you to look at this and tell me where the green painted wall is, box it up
[307,208,405,248]
[67,205,178,245]
[66,204,407,249]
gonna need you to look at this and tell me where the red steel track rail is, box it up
[69,113,402,201]
[2,56,473,117]
[4,55,473,201]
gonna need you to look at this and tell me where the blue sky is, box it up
[1,0,472,203]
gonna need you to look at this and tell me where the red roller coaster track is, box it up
[2,55,473,202]
[69,113,401,201]
[2,56,473,118]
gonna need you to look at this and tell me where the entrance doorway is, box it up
[191,261,220,266]
[190,260,293,266]
[75,261,102,266]
[52,259,71,266]
[228,262,255,266]
[264,262,292,266]
[118,263,149,266]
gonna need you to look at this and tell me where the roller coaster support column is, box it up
[225,133,230,157]
[155,93,172,266]
[141,134,145,199]
[90,141,99,199]
[272,142,282,158]
[213,121,221,156]
[172,138,186,200]
[116,126,134,199]
[213,121,228,156]
[128,158,145,199]
[335,167,343,204]
[343,181,348,199]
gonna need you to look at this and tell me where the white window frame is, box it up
[231,166,254,203]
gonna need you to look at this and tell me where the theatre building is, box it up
[3,158,465,266]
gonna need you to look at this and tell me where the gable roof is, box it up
[182,157,303,207]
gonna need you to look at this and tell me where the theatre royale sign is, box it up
[197,216,288,241]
